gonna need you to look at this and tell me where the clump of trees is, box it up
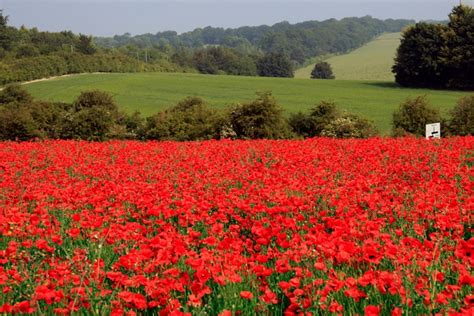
[257,53,294,78]
[191,46,257,76]
[391,94,474,137]
[311,62,335,79]
[393,5,474,90]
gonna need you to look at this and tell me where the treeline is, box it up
[1,85,472,142]
[0,12,184,85]
[393,5,474,90]
[96,16,414,66]
[0,52,181,85]
[0,12,413,83]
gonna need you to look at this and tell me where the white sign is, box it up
[426,122,441,139]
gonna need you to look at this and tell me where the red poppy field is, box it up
[0,138,473,315]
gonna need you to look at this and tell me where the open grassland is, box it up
[295,33,401,81]
[25,72,469,134]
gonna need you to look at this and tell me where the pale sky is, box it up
[1,0,469,36]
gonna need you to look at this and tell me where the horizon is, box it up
[1,0,471,37]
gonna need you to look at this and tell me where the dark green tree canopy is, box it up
[311,62,335,79]
[393,5,474,90]
[257,52,293,78]
[76,34,97,55]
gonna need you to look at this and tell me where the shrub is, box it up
[0,84,33,105]
[64,90,119,140]
[290,101,341,138]
[288,112,314,138]
[311,62,335,79]
[392,96,441,137]
[67,107,115,141]
[321,113,378,138]
[144,97,220,141]
[0,103,39,141]
[115,111,145,140]
[448,94,474,136]
[228,92,292,139]
[308,101,340,136]
[73,90,118,113]
[29,101,70,139]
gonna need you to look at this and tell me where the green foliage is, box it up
[0,85,68,140]
[392,23,448,88]
[321,113,378,138]
[73,90,117,112]
[68,107,115,141]
[0,15,184,85]
[29,101,71,139]
[96,16,413,66]
[288,112,314,138]
[0,83,33,104]
[0,103,39,141]
[192,46,257,76]
[115,111,145,140]
[0,52,169,85]
[257,53,293,78]
[310,62,334,79]
[308,101,341,136]
[290,100,377,138]
[392,96,441,137]
[228,92,291,139]
[393,5,474,90]
[76,34,96,55]
[143,97,220,141]
[448,94,474,136]
[444,5,474,90]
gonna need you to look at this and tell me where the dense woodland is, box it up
[96,16,412,65]
[0,12,413,83]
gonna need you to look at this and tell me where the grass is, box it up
[295,33,401,81]
[24,72,470,134]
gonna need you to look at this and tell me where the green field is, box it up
[295,33,401,80]
[25,72,469,134]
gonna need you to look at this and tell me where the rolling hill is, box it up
[295,33,401,81]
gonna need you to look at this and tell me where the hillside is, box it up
[96,17,413,66]
[24,72,468,134]
[295,33,401,80]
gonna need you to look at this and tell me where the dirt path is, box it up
[0,72,105,90]
[20,74,77,86]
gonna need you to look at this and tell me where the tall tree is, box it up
[392,23,448,88]
[311,62,335,79]
[444,5,474,90]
